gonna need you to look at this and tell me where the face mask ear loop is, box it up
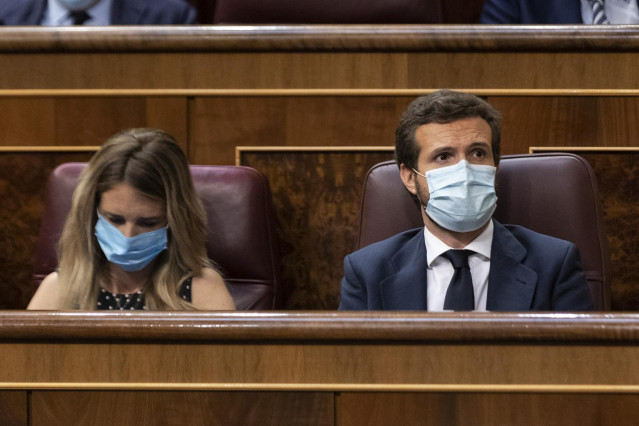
[412,168,427,179]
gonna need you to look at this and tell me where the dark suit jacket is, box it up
[0,0,197,25]
[339,220,593,311]
[480,0,582,24]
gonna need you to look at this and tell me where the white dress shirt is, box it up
[42,0,113,26]
[581,0,639,23]
[424,219,493,311]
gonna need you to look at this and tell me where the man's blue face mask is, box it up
[413,160,498,233]
[95,213,168,272]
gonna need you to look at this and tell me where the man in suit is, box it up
[339,90,593,311]
[0,0,197,26]
[481,0,639,24]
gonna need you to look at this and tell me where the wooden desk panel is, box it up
[31,391,332,426]
[2,312,639,425]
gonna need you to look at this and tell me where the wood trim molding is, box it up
[3,382,639,393]
[530,146,639,153]
[4,312,639,342]
[4,89,639,98]
[236,146,394,166]
[0,146,100,152]
[3,25,639,53]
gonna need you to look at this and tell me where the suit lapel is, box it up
[486,221,538,310]
[380,229,428,310]
[111,0,144,25]
[27,0,47,24]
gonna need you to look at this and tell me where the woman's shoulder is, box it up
[27,272,60,310]
[190,267,236,310]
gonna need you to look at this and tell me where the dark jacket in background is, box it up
[480,0,582,24]
[0,0,197,25]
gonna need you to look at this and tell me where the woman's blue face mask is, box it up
[94,213,168,272]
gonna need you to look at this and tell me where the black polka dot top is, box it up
[97,277,192,310]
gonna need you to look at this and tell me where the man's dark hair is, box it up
[395,90,502,171]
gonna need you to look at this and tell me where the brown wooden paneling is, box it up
[0,97,153,147]
[5,51,639,91]
[0,151,95,309]
[3,312,639,386]
[190,96,408,165]
[2,312,639,425]
[571,152,639,311]
[0,391,27,426]
[338,393,639,426]
[489,97,639,154]
[0,98,55,145]
[239,149,394,309]
[31,391,332,426]
[0,53,412,90]
[145,97,189,153]
[53,97,147,145]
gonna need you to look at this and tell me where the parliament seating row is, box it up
[32,153,610,310]
[185,0,485,25]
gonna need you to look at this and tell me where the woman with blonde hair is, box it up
[28,128,235,310]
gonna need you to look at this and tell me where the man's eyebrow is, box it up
[468,141,491,148]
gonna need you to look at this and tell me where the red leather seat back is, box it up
[214,0,443,24]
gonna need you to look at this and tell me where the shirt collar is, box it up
[424,219,494,267]
[46,0,113,26]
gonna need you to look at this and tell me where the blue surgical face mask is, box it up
[95,213,168,272]
[56,0,100,11]
[413,160,497,233]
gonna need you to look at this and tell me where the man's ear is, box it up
[399,164,418,195]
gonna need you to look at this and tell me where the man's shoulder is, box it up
[116,0,196,24]
[499,222,575,253]
[0,0,39,22]
[131,0,195,15]
[348,228,423,260]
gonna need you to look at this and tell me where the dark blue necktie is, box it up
[69,10,91,25]
[442,249,475,311]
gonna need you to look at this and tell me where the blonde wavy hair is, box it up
[56,128,211,310]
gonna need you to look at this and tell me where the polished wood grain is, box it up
[338,393,639,426]
[2,312,639,342]
[238,149,395,308]
[0,151,96,309]
[1,312,638,426]
[0,391,27,426]
[31,391,332,426]
[4,27,639,90]
[3,26,639,53]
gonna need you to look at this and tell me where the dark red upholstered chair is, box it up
[358,153,611,310]
[32,163,282,310]
[213,0,444,24]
